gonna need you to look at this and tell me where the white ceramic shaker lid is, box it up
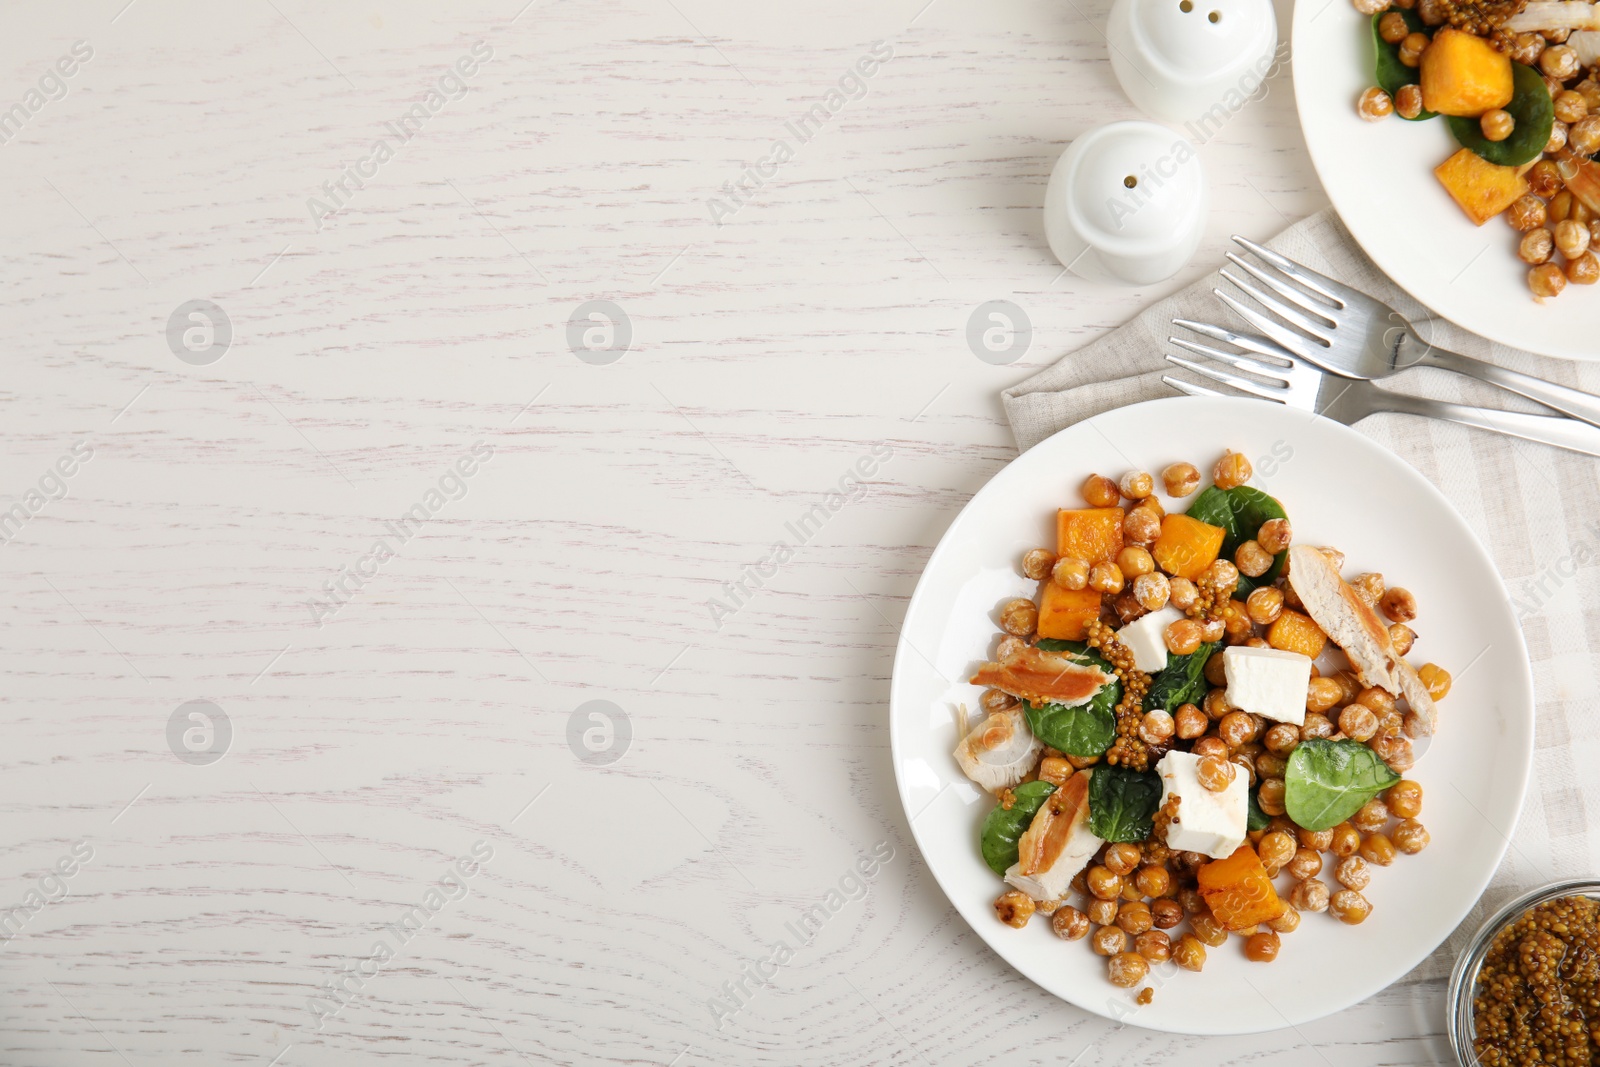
[1107,0,1279,129]
[1043,120,1207,287]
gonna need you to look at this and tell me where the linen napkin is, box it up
[1004,207,1600,983]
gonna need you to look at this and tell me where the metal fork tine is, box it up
[1230,235,1353,307]
[1214,289,1324,360]
[1163,374,1227,398]
[1168,337,1291,383]
[1220,268,1336,344]
[1224,252,1338,322]
[1171,318,1295,367]
[1163,353,1288,404]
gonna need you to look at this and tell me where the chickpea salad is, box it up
[954,451,1449,998]
[1354,0,1600,299]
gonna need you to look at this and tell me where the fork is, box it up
[1164,319,1600,458]
[1213,235,1600,430]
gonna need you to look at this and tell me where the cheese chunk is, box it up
[1116,605,1184,674]
[1222,645,1313,727]
[1156,750,1247,860]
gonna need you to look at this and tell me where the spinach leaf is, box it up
[1088,766,1163,843]
[1184,485,1289,595]
[1146,641,1218,713]
[1373,10,1436,121]
[1449,62,1553,167]
[1024,640,1120,757]
[1284,739,1402,832]
[980,780,1056,876]
[1247,786,1270,832]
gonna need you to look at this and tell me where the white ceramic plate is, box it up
[888,397,1533,1035]
[1292,3,1599,360]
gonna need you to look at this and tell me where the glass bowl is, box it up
[1447,878,1600,1066]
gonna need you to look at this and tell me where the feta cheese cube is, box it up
[1156,750,1247,860]
[1116,605,1184,674]
[1222,646,1314,726]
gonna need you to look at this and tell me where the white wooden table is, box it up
[0,0,1458,1062]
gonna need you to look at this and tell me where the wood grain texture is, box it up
[0,0,1471,1063]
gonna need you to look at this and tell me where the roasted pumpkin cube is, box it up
[1267,609,1328,659]
[1151,514,1225,579]
[1056,507,1125,564]
[1037,583,1102,641]
[1197,845,1287,930]
[1434,148,1531,226]
[1421,28,1514,117]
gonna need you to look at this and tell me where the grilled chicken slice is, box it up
[1286,545,1400,695]
[1005,771,1100,902]
[953,706,1042,793]
[970,645,1111,708]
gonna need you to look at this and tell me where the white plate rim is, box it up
[887,396,1534,1035]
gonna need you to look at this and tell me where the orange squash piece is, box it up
[1197,845,1287,930]
[1151,514,1225,579]
[1037,583,1103,641]
[1268,609,1328,659]
[1056,507,1125,564]
[1434,148,1530,227]
[1420,28,1513,117]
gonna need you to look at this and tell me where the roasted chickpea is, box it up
[999,598,1038,636]
[1541,26,1571,41]
[1267,904,1301,935]
[995,635,1027,661]
[1389,623,1416,656]
[1082,474,1120,507]
[1528,159,1564,198]
[1124,506,1161,546]
[1162,462,1201,497]
[1418,662,1452,700]
[1569,250,1600,284]
[1548,119,1571,154]
[995,890,1035,927]
[1248,521,1289,559]
[980,688,1017,714]
[1258,778,1287,816]
[1190,913,1228,947]
[1291,878,1331,913]
[1287,848,1323,881]
[1542,44,1580,80]
[1021,548,1057,580]
[1135,930,1172,964]
[1261,722,1300,758]
[1481,108,1515,141]
[1219,711,1261,749]
[1558,218,1593,260]
[1107,950,1148,988]
[1087,897,1120,926]
[1151,898,1184,930]
[1389,82,1423,119]
[1299,679,1338,718]
[1360,832,1397,867]
[1092,925,1128,957]
[1245,931,1281,962]
[1511,30,1547,65]
[1089,561,1125,595]
[1172,933,1207,971]
[1350,797,1389,834]
[1393,818,1430,854]
[1397,34,1428,68]
[1416,0,1444,21]
[1301,711,1335,741]
[1205,558,1240,591]
[1154,707,1198,746]
[1507,194,1550,234]
[1571,114,1600,155]
[1102,842,1141,877]
[1197,754,1236,793]
[1139,709,1176,745]
[1192,736,1229,761]
[1259,831,1296,871]
[1371,727,1415,772]
[1177,888,1205,915]
[1126,574,1169,616]
[1053,556,1091,591]
[1225,541,1270,581]
[1330,889,1372,925]
[1376,10,1410,42]
[1374,587,1416,625]
[1244,586,1283,627]
[1168,576,1199,611]
[1113,901,1152,936]
[1166,619,1204,656]
[1334,854,1371,891]
[1136,865,1172,899]
[1119,470,1154,500]
[1555,90,1589,126]
[1328,822,1360,857]
[1356,687,1396,717]
[1213,450,1252,489]
[1052,906,1090,940]
[1385,779,1423,819]
[1087,865,1123,901]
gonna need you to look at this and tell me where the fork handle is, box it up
[1381,390,1600,457]
[1419,348,1600,430]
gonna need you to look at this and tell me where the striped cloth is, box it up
[1002,208,1600,982]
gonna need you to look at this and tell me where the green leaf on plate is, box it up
[1448,62,1553,167]
[1088,765,1164,843]
[1284,739,1402,832]
[980,780,1056,876]
[1372,9,1436,122]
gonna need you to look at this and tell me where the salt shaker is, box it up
[1106,0,1280,131]
[1042,120,1208,286]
